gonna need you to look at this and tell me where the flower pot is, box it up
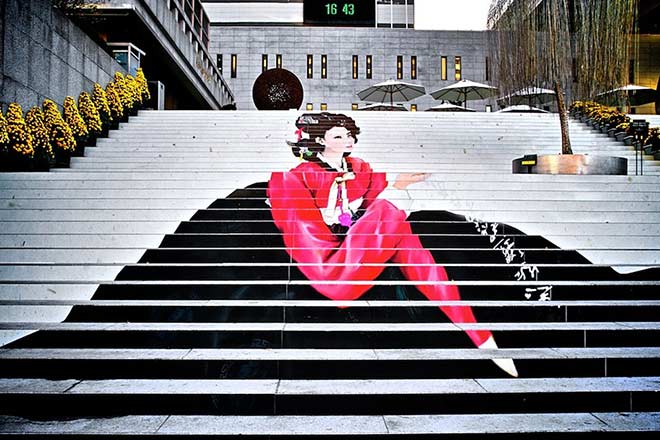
[53,149,71,168]
[512,154,627,175]
[33,155,51,172]
[0,152,34,172]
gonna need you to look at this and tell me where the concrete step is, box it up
[0,377,657,416]
[4,321,659,331]
[4,189,660,201]
[2,179,659,192]
[3,346,659,361]
[1,412,658,436]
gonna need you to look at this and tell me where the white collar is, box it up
[318,154,347,172]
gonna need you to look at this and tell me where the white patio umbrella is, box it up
[430,79,498,107]
[496,104,550,114]
[357,79,426,106]
[498,87,556,106]
[596,84,657,107]
[357,103,408,111]
[425,102,476,112]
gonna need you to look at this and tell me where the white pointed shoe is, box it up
[478,336,519,378]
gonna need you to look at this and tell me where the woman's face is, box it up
[317,126,355,155]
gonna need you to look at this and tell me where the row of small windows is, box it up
[216,54,469,81]
[302,103,495,112]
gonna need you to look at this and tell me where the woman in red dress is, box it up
[268,113,517,377]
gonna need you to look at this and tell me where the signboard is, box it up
[303,0,375,27]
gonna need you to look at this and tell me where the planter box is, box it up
[614,132,627,142]
[512,154,627,175]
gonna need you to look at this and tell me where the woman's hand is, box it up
[393,173,429,190]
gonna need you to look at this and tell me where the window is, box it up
[410,104,417,112]
[397,55,403,80]
[306,103,313,110]
[455,56,462,81]
[441,56,447,81]
[321,54,327,79]
[262,54,268,72]
[276,54,282,69]
[352,55,358,79]
[320,103,328,111]
[351,103,359,110]
[411,56,417,80]
[366,55,372,79]
[231,54,237,78]
[485,56,489,81]
[629,59,635,84]
[307,55,313,79]
[485,105,492,112]
[216,54,223,75]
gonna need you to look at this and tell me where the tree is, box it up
[488,0,638,155]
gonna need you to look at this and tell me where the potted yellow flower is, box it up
[3,103,35,171]
[78,91,102,146]
[43,99,76,167]
[92,83,112,137]
[136,68,151,105]
[25,107,54,171]
[113,72,134,120]
[63,96,89,156]
[0,112,9,170]
[105,82,124,129]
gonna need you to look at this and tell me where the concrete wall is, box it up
[210,27,495,111]
[0,0,126,111]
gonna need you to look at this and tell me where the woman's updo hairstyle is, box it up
[287,112,360,161]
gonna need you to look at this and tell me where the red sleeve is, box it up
[352,158,387,208]
[267,169,340,265]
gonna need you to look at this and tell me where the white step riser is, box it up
[6,172,657,182]
[0,209,655,223]
[3,189,660,202]
[1,180,659,192]
[3,198,660,210]
[1,222,659,236]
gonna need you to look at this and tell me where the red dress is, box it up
[268,156,491,347]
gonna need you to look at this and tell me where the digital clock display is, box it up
[303,0,375,27]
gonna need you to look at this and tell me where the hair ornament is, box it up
[297,115,320,125]
[294,127,310,142]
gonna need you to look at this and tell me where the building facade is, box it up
[205,0,494,111]
[204,0,660,113]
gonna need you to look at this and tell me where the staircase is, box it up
[0,110,659,436]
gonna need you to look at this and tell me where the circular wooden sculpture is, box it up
[252,68,304,110]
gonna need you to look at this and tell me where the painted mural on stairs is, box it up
[8,113,660,389]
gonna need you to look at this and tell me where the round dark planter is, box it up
[0,153,34,172]
[53,148,71,168]
[512,154,627,175]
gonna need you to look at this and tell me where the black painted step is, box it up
[2,350,659,380]
[89,282,660,301]
[2,377,657,417]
